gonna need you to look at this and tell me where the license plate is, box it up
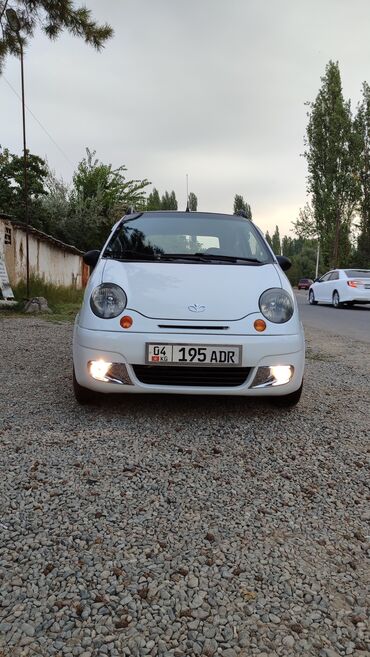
[146,343,242,366]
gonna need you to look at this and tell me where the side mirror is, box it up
[83,250,100,268]
[276,255,291,272]
[314,277,320,282]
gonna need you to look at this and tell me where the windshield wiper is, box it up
[103,251,264,264]
[103,251,207,263]
[194,253,263,264]
[104,250,161,261]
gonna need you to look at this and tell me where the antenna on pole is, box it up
[186,173,189,212]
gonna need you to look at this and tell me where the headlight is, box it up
[259,288,294,323]
[90,283,127,319]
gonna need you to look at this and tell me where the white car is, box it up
[73,211,305,407]
[308,269,370,308]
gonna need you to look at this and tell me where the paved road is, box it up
[295,289,370,343]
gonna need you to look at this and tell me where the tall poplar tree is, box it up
[188,192,198,211]
[146,188,161,210]
[305,61,359,268]
[354,82,370,266]
[233,194,252,220]
[271,225,281,254]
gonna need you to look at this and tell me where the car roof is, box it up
[124,211,251,221]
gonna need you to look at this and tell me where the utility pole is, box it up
[6,8,30,299]
[315,240,320,279]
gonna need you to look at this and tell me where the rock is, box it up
[22,623,35,637]
[187,575,199,589]
[23,296,53,314]
[282,635,295,648]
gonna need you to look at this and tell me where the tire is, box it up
[73,367,96,404]
[270,382,303,408]
[308,289,317,305]
[332,291,342,309]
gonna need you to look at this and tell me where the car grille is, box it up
[132,365,251,387]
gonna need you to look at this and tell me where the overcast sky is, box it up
[2,0,370,236]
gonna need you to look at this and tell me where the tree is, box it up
[67,148,150,249]
[233,194,252,220]
[146,188,161,211]
[265,231,272,247]
[0,146,48,229]
[304,61,360,268]
[160,190,177,210]
[169,190,178,210]
[271,225,281,254]
[353,82,370,267]
[40,167,70,240]
[0,1,113,73]
[292,203,318,240]
[188,192,197,211]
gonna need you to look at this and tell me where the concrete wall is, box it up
[0,219,86,289]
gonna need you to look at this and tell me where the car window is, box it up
[104,213,274,263]
[319,272,331,282]
[344,270,370,278]
[329,271,339,280]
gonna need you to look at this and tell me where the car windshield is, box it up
[103,213,273,264]
[344,270,370,278]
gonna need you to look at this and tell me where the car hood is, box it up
[101,260,282,321]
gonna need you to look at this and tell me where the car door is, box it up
[315,272,332,301]
[327,270,339,302]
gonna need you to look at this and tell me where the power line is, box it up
[2,74,75,167]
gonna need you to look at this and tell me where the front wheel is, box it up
[308,290,317,305]
[332,291,342,309]
[270,382,303,408]
[73,367,96,404]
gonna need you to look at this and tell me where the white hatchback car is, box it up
[308,269,370,308]
[73,211,305,406]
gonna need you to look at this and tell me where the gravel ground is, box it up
[0,317,369,657]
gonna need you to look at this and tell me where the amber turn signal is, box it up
[120,315,133,329]
[254,319,266,332]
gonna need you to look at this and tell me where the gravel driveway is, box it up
[0,317,369,657]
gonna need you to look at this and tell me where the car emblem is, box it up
[188,304,206,313]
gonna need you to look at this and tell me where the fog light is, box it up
[120,315,133,329]
[250,365,294,388]
[270,365,293,385]
[89,360,113,382]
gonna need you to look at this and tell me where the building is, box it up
[0,213,89,291]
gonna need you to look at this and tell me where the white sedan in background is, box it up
[308,269,370,308]
[73,211,305,407]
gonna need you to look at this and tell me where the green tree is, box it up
[271,225,281,254]
[265,231,272,247]
[188,192,197,211]
[353,82,370,267]
[161,190,177,210]
[0,146,48,229]
[40,167,70,240]
[305,61,359,268]
[67,148,150,249]
[146,188,161,211]
[0,1,113,73]
[233,194,252,220]
[292,203,318,240]
[169,190,178,210]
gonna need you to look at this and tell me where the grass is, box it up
[1,277,83,322]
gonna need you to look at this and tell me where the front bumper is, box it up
[73,326,305,396]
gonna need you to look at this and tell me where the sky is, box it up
[2,0,370,237]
